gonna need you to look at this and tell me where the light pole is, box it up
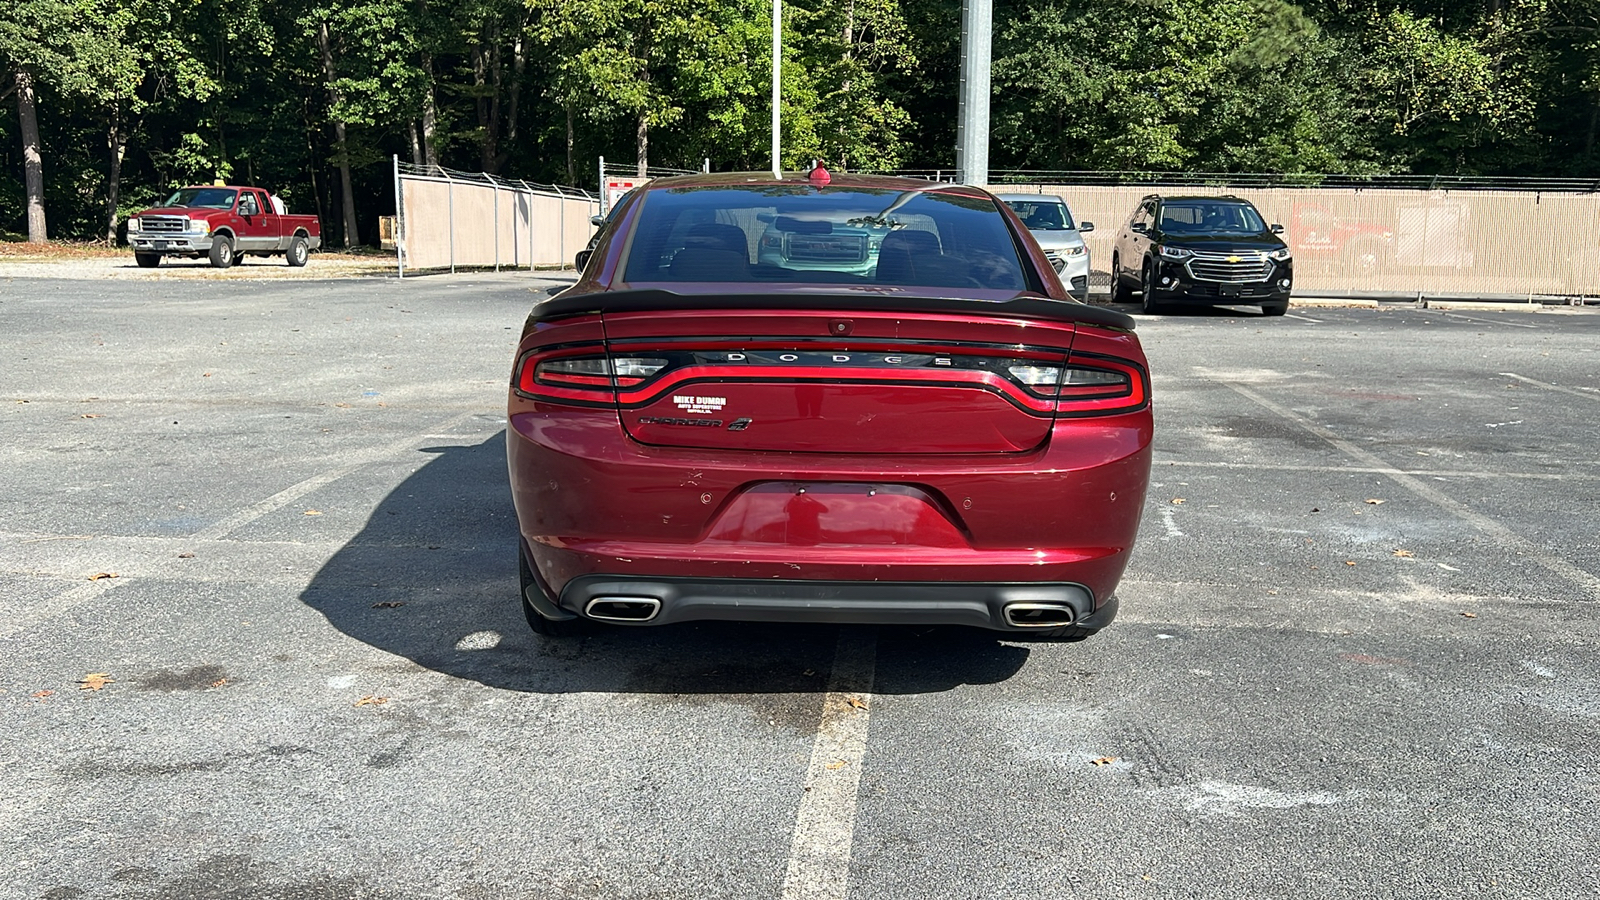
[772,0,782,178]
[956,0,992,186]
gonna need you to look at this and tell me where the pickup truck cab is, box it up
[127,186,322,269]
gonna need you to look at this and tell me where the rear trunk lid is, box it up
[600,305,1079,454]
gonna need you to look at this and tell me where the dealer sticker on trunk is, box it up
[675,395,726,414]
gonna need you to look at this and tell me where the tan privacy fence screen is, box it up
[1018,184,1600,298]
[393,161,599,274]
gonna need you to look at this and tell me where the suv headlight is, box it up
[1158,245,1192,261]
[1061,245,1086,257]
[189,218,211,234]
[1267,248,1291,261]
[127,217,141,232]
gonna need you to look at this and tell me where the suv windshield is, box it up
[1003,199,1076,231]
[1159,201,1265,235]
[163,188,238,209]
[623,185,1028,291]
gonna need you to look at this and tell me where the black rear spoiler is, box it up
[532,288,1136,332]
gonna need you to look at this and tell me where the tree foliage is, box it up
[4,0,1600,242]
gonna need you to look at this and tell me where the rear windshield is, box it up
[163,188,239,209]
[622,185,1029,290]
[1159,201,1265,235]
[1002,198,1076,231]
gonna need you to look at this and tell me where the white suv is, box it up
[996,193,1093,300]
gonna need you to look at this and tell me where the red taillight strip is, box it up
[614,365,1059,415]
[1055,355,1148,417]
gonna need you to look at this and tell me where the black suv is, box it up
[1109,194,1292,316]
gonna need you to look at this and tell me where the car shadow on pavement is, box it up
[300,433,1032,695]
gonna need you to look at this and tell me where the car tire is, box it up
[1141,262,1168,315]
[134,252,161,269]
[518,545,587,637]
[1260,300,1289,317]
[208,236,235,269]
[286,235,309,267]
[1107,254,1126,304]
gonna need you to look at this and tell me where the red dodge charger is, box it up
[508,171,1152,639]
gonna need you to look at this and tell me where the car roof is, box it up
[1142,194,1247,203]
[641,171,995,200]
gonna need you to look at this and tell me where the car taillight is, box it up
[1006,359,1148,417]
[514,348,668,405]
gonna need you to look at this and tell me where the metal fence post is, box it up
[393,155,405,279]
[489,174,501,272]
[443,168,455,274]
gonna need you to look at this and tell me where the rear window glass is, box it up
[621,186,1028,290]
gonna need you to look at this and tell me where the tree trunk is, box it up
[318,21,360,248]
[416,0,438,167]
[15,69,47,242]
[635,59,650,176]
[105,105,128,244]
[409,120,422,165]
[636,110,648,177]
[421,60,439,166]
[497,24,523,172]
[565,104,575,186]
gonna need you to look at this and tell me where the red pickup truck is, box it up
[126,186,322,268]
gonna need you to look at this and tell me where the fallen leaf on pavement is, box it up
[80,413,102,419]
[1344,561,1356,566]
[1091,756,1119,766]
[802,668,816,677]
[1365,498,1386,505]
[32,690,54,699]
[210,678,229,688]
[78,673,114,691]
[1461,612,1478,619]
[371,601,405,609]
[846,696,867,710]
[824,760,847,770]
[1171,498,1186,505]
[1393,549,1414,557]
[87,572,118,581]
[177,552,195,559]
[353,695,389,707]
[303,510,323,516]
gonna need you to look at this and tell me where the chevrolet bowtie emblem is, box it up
[1227,255,1241,263]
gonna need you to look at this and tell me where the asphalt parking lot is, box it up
[2,274,1597,900]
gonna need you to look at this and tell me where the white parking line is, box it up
[1215,380,1600,601]
[3,410,491,638]
[1498,372,1600,402]
[1442,312,1540,329]
[1154,459,1600,480]
[1282,313,1323,324]
[781,627,878,900]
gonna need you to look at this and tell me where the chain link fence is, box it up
[391,158,599,275]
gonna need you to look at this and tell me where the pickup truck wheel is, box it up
[207,236,235,269]
[286,235,309,267]
[133,252,160,269]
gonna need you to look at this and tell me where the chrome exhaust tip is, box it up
[1003,602,1077,628]
[584,596,662,623]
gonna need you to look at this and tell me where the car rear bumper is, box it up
[508,409,1152,622]
[533,571,1118,633]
